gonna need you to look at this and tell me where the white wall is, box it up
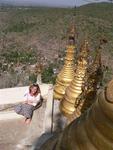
[0,84,52,105]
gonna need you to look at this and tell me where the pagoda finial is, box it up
[67,20,76,46]
[53,20,78,100]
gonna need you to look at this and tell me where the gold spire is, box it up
[53,24,76,100]
[75,47,103,116]
[60,40,89,118]
[67,22,76,45]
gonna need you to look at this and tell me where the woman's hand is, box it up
[23,100,28,104]
[27,101,33,105]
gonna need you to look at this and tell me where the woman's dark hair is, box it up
[29,83,41,96]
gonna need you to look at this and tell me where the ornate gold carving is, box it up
[75,48,103,117]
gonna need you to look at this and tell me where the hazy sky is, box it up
[0,0,110,7]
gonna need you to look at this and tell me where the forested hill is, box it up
[78,2,113,22]
[0,2,113,88]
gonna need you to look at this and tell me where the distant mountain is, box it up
[0,0,74,8]
[0,0,42,7]
[78,2,113,22]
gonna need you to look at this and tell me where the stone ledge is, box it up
[0,111,24,120]
[0,103,19,112]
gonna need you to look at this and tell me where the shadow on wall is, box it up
[33,109,67,149]
[53,112,67,132]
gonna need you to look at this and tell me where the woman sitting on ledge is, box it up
[14,83,43,124]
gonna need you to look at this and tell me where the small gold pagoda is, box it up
[75,47,103,117]
[60,40,89,118]
[53,24,76,100]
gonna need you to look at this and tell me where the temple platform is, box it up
[0,84,54,150]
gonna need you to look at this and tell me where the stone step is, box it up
[0,111,24,120]
[0,103,18,112]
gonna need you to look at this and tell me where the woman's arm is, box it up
[34,96,43,109]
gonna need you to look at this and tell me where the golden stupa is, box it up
[53,24,76,100]
[75,47,103,117]
[60,40,89,118]
[39,79,113,150]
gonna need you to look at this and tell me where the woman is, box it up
[14,83,42,124]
